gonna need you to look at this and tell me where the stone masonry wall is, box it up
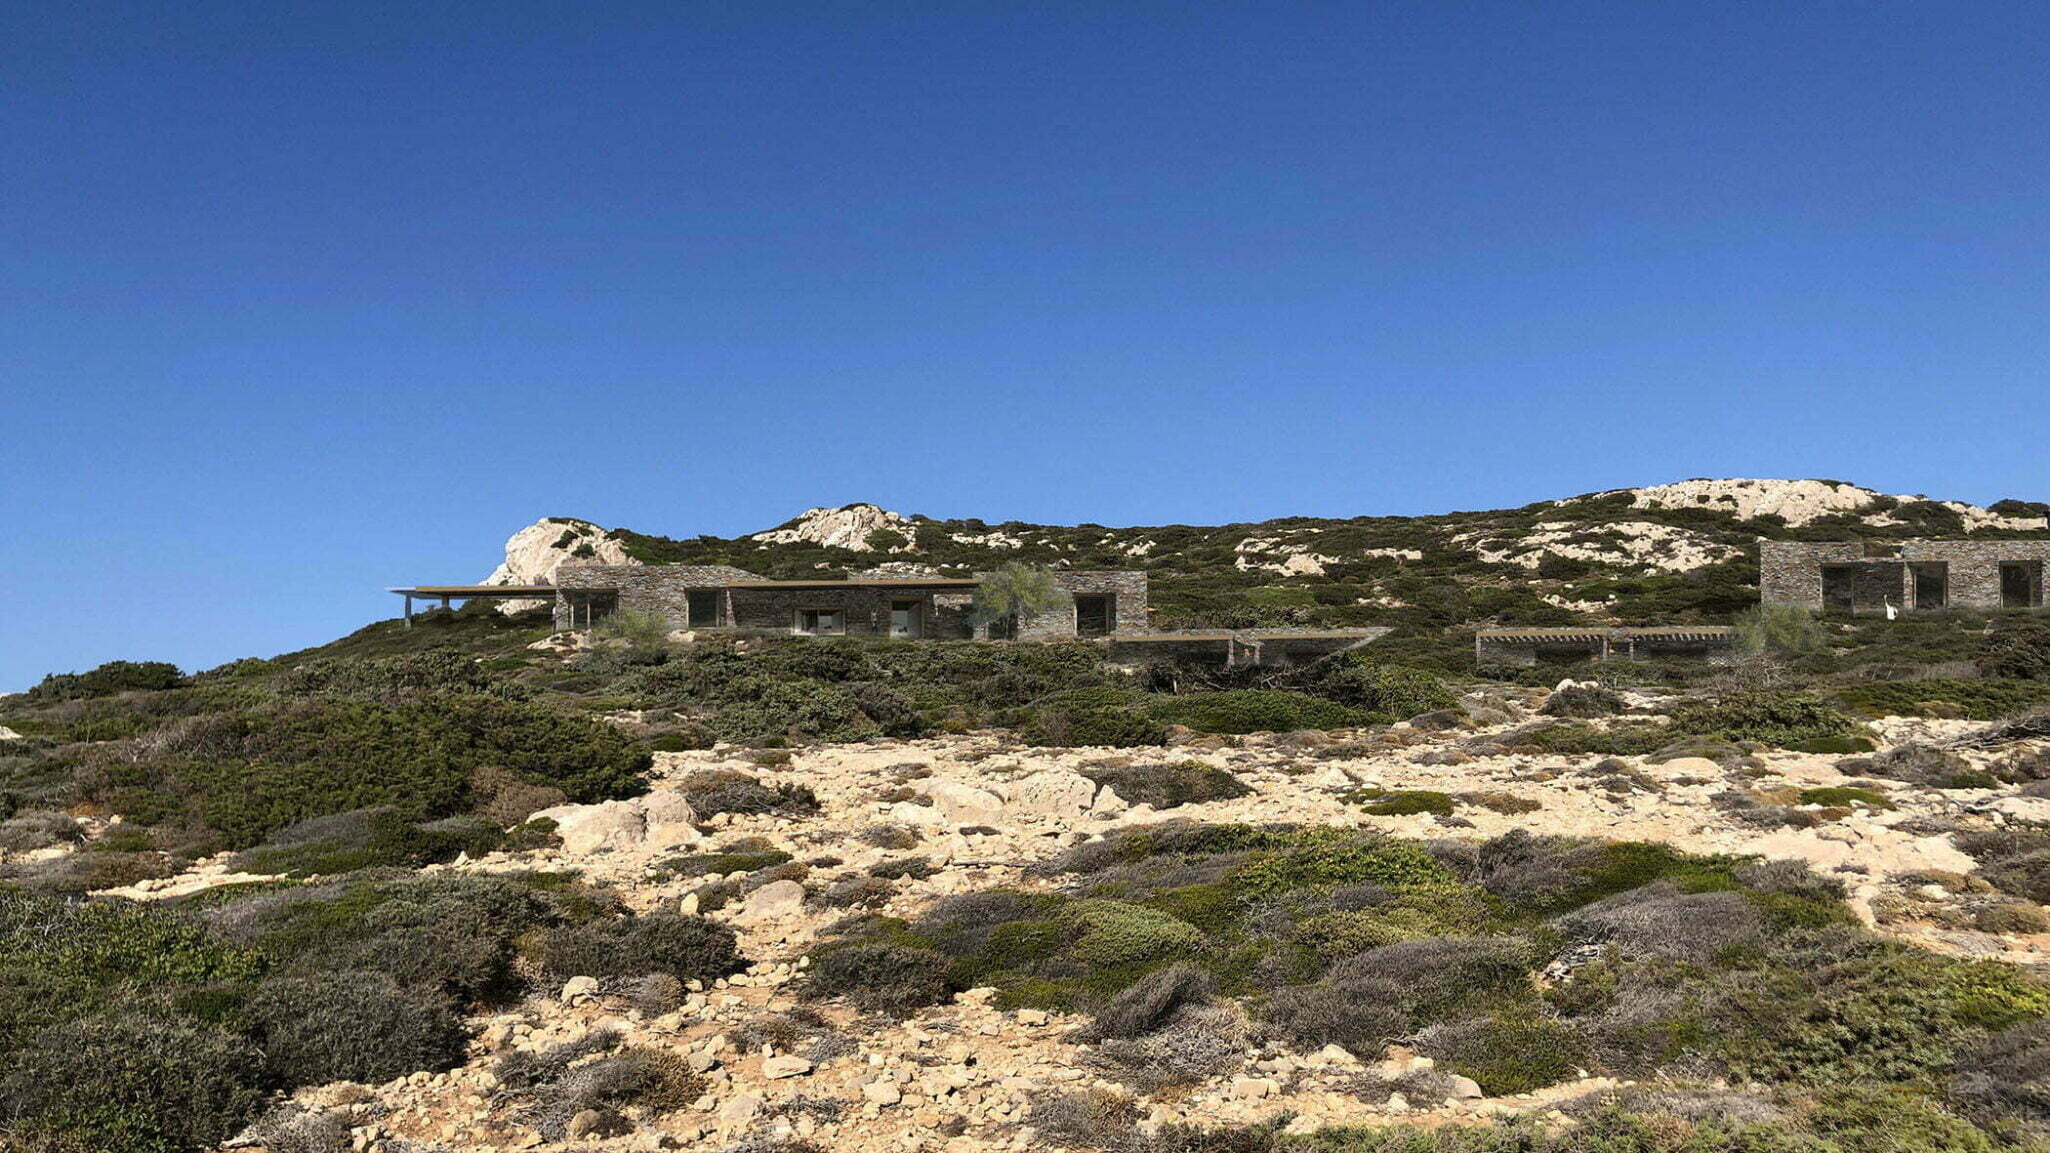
[552,566,1150,637]
[1761,540,2050,612]
[553,565,754,630]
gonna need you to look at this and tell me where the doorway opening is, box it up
[890,599,923,638]
[687,590,720,629]
[1074,595,1112,637]
[2003,562,2044,609]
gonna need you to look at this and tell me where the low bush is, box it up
[0,1014,268,1153]
[1345,788,1455,817]
[1025,705,1168,748]
[1668,691,1864,749]
[1312,662,1458,724]
[802,943,953,1014]
[1079,761,1252,809]
[1416,1013,1591,1095]
[1834,678,2050,721]
[243,970,468,1084]
[528,913,743,985]
[677,770,819,819]
[1984,622,2050,681]
[230,807,507,876]
[1091,963,1215,1040]
[97,694,651,849]
[1798,786,1892,810]
[26,660,185,702]
[276,651,505,703]
[1146,691,1359,735]
[1541,685,1626,718]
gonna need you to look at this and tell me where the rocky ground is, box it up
[83,689,2050,1153]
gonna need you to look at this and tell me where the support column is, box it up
[404,595,414,627]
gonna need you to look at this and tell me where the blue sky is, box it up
[4,2,2047,689]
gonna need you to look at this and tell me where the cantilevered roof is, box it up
[388,585,559,597]
[1477,626,1734,642]
[724,578,983,589]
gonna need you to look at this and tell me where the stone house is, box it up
[548,565,1149,639]
[1761,540,2050,614]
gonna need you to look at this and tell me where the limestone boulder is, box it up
[924,780,1006,824]
[531,799,646,854]
[998,772,1100,819]
[742,879,807,918]
[640,791,699,826]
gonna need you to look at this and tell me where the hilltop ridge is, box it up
[478,479,2050,632]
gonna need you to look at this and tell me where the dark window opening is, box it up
[2004,562,2044,609]
[1821,566,1858,613]
[796,609,845,636]
[687,590,720,628]
[568,592,619,629]
[1912,563,1948,610]
[1075,595,1112,637]
[889,599,923,638]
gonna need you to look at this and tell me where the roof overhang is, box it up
[388,585,563,597]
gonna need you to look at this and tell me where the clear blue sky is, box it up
[5,2,2047,689]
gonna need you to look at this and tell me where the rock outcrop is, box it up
[479,518,640,613]
[749,504,912,552]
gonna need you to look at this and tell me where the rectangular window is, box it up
[2004,562,2045,609]
[1074,595,1112,637]
[1912,563,1948,610]
[687,590,720,628]
[796,609,845,636]
[889,599,923,638]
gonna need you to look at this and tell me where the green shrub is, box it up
[1984,622,2050,681]
[230,808,506,876]
[1026,706,1168,748]
[0,1014,268,1153]
[1062,901,1203,966]
[1418,1013,1590,1095]
[1146,691,1359,735]
[244,970,467,1084]
[1833,678,2050,721]
[1541,685,1626,718]
[710,678,881,743]
[677,770,819,818]
[1798,787,1892,810]
[1733,603,1827,659]
[208,872,573,1004]
[802,943,952,1014]
[276,651,504,702]
[1669,691,1864,749]
[529,913,742,985]
[1079,761,1251,808]
[1314,662,1458,723]
[25,660,185,702]
[1346,788,1456,817]
[127,695,649,848]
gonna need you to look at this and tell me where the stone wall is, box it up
[726,585,981,638]
[552,565,753,630]
[1761,540,2050,612]
[550,565,1151,637]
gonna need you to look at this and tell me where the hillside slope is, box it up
[487,479,2050,634]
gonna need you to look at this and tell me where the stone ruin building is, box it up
[1762,540,2050,614]
[389,566,1383,667]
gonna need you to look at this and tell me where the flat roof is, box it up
[389,585,558,596]
[1478,626,1735,641]
[724,578,983,589]
[1108,628,1388,644]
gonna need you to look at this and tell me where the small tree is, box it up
[972,564,1071,640]
[591,606,673,661]
[1732,603,1826,659]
